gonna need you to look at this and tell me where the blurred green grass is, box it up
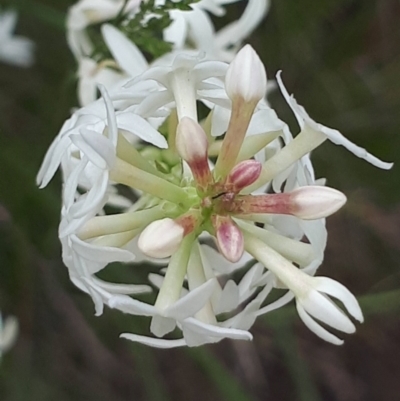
[0,1,399,400]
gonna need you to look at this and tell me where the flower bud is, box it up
[138,218,184,258]
[212,215,244,263]
[290,186,347,220]
[176,116,213,190]
[226,160,262,192]
[231,186,346,220]
[225,45,267,104]
[176,116,208,163]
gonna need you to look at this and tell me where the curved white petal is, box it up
[296,303,343,345]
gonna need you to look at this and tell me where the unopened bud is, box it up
[226,160,262,192]
[290,186,347,220]
[212,215,244,263]
[225,45,267,105]
[176,117,208,162]
[176,117,213,190]
[230,186,346,220]
[138,218,184,258]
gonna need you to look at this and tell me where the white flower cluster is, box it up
[0,9,34,67]
[37,0,392,348]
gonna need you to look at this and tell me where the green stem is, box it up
[110,158,188,205]
[78,205,168,240]
[214,99,255,180]
[155,232,195,310]
[243,127,326,194]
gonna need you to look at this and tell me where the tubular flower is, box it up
[37,44,392,347]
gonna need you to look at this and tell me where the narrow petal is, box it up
[296,303,344,345]
[314,277,364,323]
[166,279,217,320]
[116,112,168,148]
[120,333,187,348]
[101,24,148,77]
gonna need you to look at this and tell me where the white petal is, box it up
[91,276,151,295]
[70,235,135,264]
[214,280,239,314]
[256,291,294,316]
[300,290,356,334]
[314,277,363,323]
[0,316,19,352]
[183,317,253,341]
[166,279,217,320]
[37,135,72,188]
[116,112,168,148]
[101,24,148,77]
[150,315,176,337]
[296,303,343,345]
[108,294,157,317]
[277,71,393,170]
[120,333,187,348]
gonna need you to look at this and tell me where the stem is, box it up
[236,220,315,266]
[91,229,140,248]
[110,158,188,204]
[243,230,302,288]
[236,131,281,162]
[117,133,166,179]
[243,127,326,193]
[155,232,196,310]
[78,205,168,240]
[213,99,255,180]
[187,242,217,324]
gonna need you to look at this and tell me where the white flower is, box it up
[66,0,141,59]
[276,71,393,170]
[0,313,18,358]
[0,10,34,67]
[244,233,363,345]
[164,0,270,61]
[37,44,390,348]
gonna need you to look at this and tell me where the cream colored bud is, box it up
[138,218,184,258]
[225,45,267,104]
[176,116,208,163]
[291,186,347,220]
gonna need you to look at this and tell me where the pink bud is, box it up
[212,215,244,263]
[138,218,184,258]
[226,160,262,192]
[230,186,346,220]
[225,45,267,104]
[176,116,213,190]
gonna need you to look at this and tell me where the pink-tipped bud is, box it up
[176,116,213,190]
[138,218,184,258]
[230,186,346,220]
[290,186,347,220]
[212,215,244,263]
[176,116,208,163]
[226,160,262,192]
[225,45,267,104]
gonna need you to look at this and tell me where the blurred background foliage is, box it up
[0,0,399,400]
